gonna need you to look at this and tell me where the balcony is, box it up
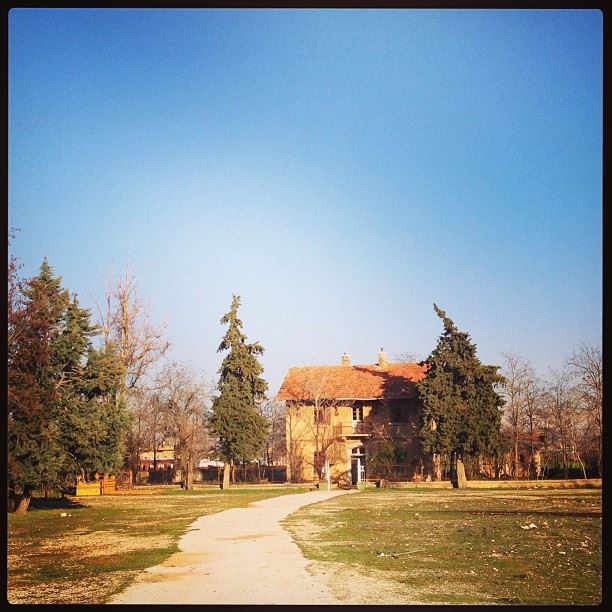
[335,422,373,438]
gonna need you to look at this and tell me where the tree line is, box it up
[8,246,271,512]
[416,305,602,486]
[8,245,601,508]
[499,346,601,480]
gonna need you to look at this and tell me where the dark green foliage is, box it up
[8,259,69,496]
[209,295,269,464]
[368,442,408,467]
[58,342,130,482]
[8,259,130,502]
[417,304,505,468]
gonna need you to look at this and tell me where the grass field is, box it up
[283,487,602,605]
[7,484,309,604]
[8,484,602,605]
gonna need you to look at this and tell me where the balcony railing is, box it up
[335,422,373,437]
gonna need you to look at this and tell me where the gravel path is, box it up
[110,489,354,605]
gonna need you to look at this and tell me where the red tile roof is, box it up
[276,362,427,401]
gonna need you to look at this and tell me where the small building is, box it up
[138,447,175,471]
[277,350,429,485]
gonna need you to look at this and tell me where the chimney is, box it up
[341,353,350,366]
[377,348,388,368]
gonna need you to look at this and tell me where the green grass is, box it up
[283,487,601,605]
[7,484,310,604]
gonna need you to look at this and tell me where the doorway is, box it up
[351,446,366,485]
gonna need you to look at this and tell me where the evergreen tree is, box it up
[8,259,130,512]
[59,342,130,485]
[210,295,268,488]
[417,304,505,487]
[8,259,70,511]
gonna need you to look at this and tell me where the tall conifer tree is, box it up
[8,259,129,512]
[210,295,268,488]
[8,259,70,510]
[417,304,505,487]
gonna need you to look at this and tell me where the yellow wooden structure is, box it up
[101,475,116,494]
[75,474,116,496]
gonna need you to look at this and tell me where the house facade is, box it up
[138,447,175,472]
[276,350,430,485]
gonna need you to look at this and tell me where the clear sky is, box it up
[8,8,602,396]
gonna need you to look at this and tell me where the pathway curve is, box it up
[110,489,354,605]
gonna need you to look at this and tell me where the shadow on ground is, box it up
[28,497,87,510]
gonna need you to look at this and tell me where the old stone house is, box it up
[276,350,429,485]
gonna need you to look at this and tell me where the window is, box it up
[352,406,364,421]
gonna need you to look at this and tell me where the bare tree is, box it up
[153,362,211,490]
[567,386,589,479]
[94,267,171,481]
[501,354,535,478]
[143,392,173,471]
[260,400,286,468]
[124,387,149,480]
[523,375,545,479]
[285,373,350,484]
[7,230,24,408]
[284,401,307,483]
[568,344,602,477]
[541,369,586,479]
[96,268,170,390]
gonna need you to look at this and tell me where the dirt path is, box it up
[110,489,354,605]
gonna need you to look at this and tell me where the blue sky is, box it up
[8,8,602,395]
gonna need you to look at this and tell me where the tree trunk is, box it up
[450,453,468,488]
[187,462,194,490]
[450,452,457,487]
[529,422,536,480]
[220,462,231,490]
[598,434,602,478]
[13,487,32,514]
[573,446,587,480]
[513,441,519,479]
[579,456,587,480]
[432,453,442,481]
[456,457,467,488]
